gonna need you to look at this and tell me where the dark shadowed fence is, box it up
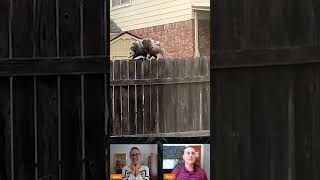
[212,0,320,180]
[0,0,108,180]
[110,58,210,136]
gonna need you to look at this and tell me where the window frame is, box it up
[111,0,131,9]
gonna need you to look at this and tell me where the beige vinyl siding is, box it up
[192,0,209,3]
[111,0,193,31]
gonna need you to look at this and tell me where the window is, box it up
[112,0,130,7]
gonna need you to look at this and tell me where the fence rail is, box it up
[110,58,210,136]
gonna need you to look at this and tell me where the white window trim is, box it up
[111,0,132,10]
[194,11,200,57]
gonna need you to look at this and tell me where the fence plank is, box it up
[84,74,105,180]
[165,59,175,133]
[143,60,151,134]
[176,59,186,132]
[34,0,57,57]
[112,61,121,135]
[13,77,35,180]
[312,67,320,180]
[83,0,104,56]
[157,59,166,133]
[150,60,158,133]
[60,76,81,180]
[136,60,143,134]
[37,76,58,180]
[120,60,129,135]
[231,69,253,180]
[185,59,193,131]
[170,59,179,132]
[212,69,237,180]
[0,0,9,58]
[190,58,200,130]
[129,60,136,134]
[12,0,33,58]
[293,65,313,180]
[0,78,11,180]
[200,58,210,130]
[59,0,80,56]
[261,67,289,180]
[110,61,113,82]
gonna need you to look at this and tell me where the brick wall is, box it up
[128,20,195,58]
[199,19,210,57]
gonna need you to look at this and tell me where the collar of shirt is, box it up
[181,164,197,174]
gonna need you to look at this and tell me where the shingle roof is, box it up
[111,19,121,33]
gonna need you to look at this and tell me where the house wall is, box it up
[111,0,210,58]
[192,0,210,3]
[111,0,193,31]
[129,20,195,58]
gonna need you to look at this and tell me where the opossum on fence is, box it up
[129,38,165,60]
[141,38,165,60]
[128,39,148,59]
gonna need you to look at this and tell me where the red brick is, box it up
[128,20,195,58]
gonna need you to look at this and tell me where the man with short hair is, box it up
[172,146,208,180]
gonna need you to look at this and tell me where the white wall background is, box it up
[202,144,210,180]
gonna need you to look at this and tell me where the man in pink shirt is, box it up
[171,146,208,180]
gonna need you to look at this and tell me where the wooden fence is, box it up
[212,0,320,180]
[110,58,210,136]
[0,0,108,180]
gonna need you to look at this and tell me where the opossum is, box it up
[141,38,165,60]
[128,40,148,59]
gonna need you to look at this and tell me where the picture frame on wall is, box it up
[113,153,127,174]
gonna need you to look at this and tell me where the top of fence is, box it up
[110,57,210,86]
